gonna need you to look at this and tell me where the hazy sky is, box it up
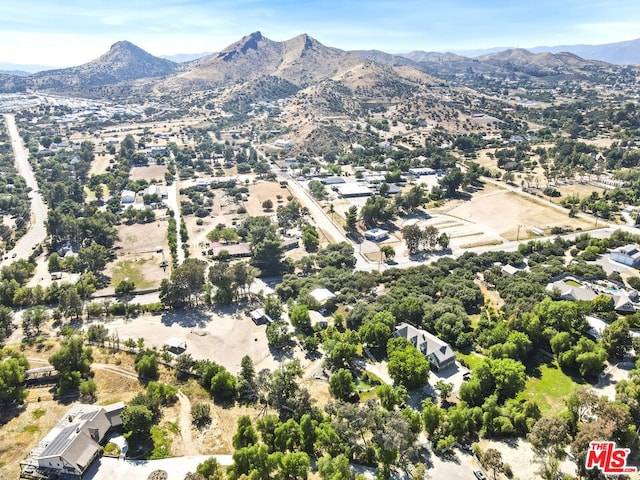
[1,0,639,66]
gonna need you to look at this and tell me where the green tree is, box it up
[237,355,258,404]
[380,245,395,262]
[387,343,430,389]
[22,305,49,338]
[435,380,453,405]
[49,335,93,392]
[359,321,391,350]
[233,415,259,449]
[401,224,422,254]
[79,378,97,400]
[290,304,311,332]
[252,237,285,276]
[135,352,159,379]
[345,206,358,233]
[208,262,236,305]
[280,452,310,480]
[377,384,408,410]
[210,369,237,402]
[196,457,224,480]
[264,295,283,321]
[329,369,356,401]
[317,454,352,480]
[77,241,110,276]
[121,404,153,437]
[601,318,632,359]
[266,321,291,346]
[0,305,13,342]
[0,348,29,404]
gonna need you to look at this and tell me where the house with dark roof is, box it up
[393,323,455,371]
[20,403,124,479]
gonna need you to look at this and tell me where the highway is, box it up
[2,114,48,265]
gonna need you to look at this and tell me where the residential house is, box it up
[393,323,455,371]
[309,288,335,306]
[20,403,124,479]
[611,244,640,268]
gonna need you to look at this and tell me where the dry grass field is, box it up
[444,189,593,241]
[104,220,171,292]
[130,164,167,182]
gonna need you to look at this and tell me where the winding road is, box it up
[3,114,48,264]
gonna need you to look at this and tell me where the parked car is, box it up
[474,471,486,480]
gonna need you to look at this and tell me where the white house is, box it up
[309,288,335,306]
[21,403,124,479]
[364,228,389,242]
[120,190,135,204]
[611,244,640,268]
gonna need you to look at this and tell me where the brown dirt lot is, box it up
[446,189,593,241]
[130,165,167,182]
[243,181,289,217]
[103,221,171,292]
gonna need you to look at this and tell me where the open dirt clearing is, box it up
[86,308,307,373]
[130,164,167,182]
[102,220,170,293]
[444,189,593,240]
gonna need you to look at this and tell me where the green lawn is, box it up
[457,351,485,370]
[518,362,579,415]
[110,259,155,290]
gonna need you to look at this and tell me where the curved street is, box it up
[3,113,48,264]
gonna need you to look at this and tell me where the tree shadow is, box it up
[160,308,211,328]
[0,403,26,427]
[269,344,296,362]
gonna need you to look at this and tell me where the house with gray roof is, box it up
[611,244,640,267]
[393,323,455,371]
[21,403,124,479]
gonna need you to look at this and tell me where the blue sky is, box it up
[1,0,639,66]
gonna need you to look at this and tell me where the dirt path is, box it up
[27,357,140,381]
[177,390,198,455]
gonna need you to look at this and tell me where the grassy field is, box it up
[110,258,157,290]
[517,362,580,415]
[456,351,486,370]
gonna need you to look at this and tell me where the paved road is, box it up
[2,114,47,264]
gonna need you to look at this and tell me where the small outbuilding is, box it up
[364,228,389,242]
[164,337,187,353]
[250,308,273,325]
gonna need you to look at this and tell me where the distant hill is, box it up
[350,50,418,67]
[169,31,365,90]
[160,52,213,63]
[0,69,31,76]
[530,38,640,65]
[0,41,178,93]
[477,48,607,72]
[0,62,54,74]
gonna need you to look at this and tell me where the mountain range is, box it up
[1,32,634,97]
